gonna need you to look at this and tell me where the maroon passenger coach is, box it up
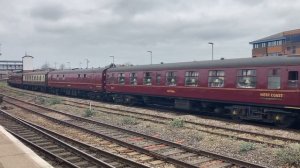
[47,68,108,98]
[7,72,23,87]
[106,56,300,126]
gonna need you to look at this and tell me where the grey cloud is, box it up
[30,3,66,21]
[0,0,300,68]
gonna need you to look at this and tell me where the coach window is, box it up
[208,70,225,87]
[288,71,298,88]
[237,69,256,88]
[166,72,176,86]
[156,73,161,85]
[118,73,125,85]
[268,69,281,89]
[130,73,137,85]
[143,72,152,85]
[185,71,199,86]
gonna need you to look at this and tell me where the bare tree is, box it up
[41,62,51,70]
[59,64,65,70]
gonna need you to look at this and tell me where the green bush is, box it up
[0,82,7,88]
[35,96,46,105]
[83,109,95,117]
[277,143,300,167]
[122,116,138,125]
[170,118,184,128]
[17,92,25,96]
[192,133,204,141]
[239,142,255,153]
[48,97,62,105]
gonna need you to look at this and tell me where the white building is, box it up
[22,55,34,71]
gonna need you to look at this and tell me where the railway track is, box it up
[1,94,266,168]
[2,88,300,148]
[0,109,146,168]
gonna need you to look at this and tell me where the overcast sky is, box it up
[0,0,300,69]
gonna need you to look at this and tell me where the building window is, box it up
[166,72,176,86]
[262,43,266,48]
[288,71,298,88]
[84,74,87,78]
[292,46,296,54]
[268,69,280,89]
[185,71,199,86]
[253,43,259,48]
[143,72,152,85]
[237,69,256,88]
[208,70,224,87]
[118,73,125,85]
[130,73,137,85]
[156,73,161,85]
[62,75,65,80]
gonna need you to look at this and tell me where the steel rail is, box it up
[2,94,267,168]
[0,109,114,168]
[19,117,151,168]
[3,88,300,146]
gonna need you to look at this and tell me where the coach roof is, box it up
[23,70,49,75]
[107,56,300,72]
[49,68,105,74]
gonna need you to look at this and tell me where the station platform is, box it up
[0,125,53,168]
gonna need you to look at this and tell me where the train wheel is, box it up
[231,109,242,122]
[274,115,295,128]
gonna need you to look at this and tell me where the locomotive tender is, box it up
[7,56,300,127]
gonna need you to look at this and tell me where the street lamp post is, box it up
[110,56,115,64]
[147,51,152,64]
[208,42,214,60]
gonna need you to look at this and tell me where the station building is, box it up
[0,55,33,80]
[0,60,22,80]
[250,29,300,57]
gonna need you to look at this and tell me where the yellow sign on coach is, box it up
[260,92,284,99]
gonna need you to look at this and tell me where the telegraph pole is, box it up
[86,59,90,69]
[109,56,115,64]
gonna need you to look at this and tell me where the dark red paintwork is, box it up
[48,68,106,92]
[106,57,300,109]
[7,73,23,85]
